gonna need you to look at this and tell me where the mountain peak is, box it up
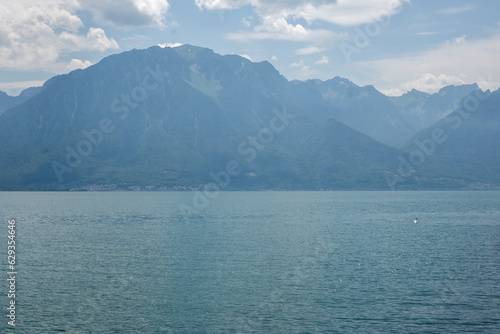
[409,88,425,94]
[402,88,429,98]
[19,86,43,99]
[1,44,498,190]
[330,76,353,86]
[172,44,214,59]
[437,83,480,96]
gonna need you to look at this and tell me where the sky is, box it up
[1,0,500,96]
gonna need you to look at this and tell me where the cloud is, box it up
[121,34,151,41]
[202,0,406,59]
[290,59,309,72]
[195,0,252,10]
[315,55,329,64]
[67,59,93,71]
[227,16,344,58]
[239,54,253,61]
[289,58,334,80]
[295,45,326,55]
[158,42,183,48]
[0,1,119,71]
[84,0,170,27]
[287,0,407,26]
[197,0,407,26]
[82,28,119,51]
[415,31,437,36]
[437,5,475,15]
[0,0,171,72]
[356,34,500,94]
[401,74,466,94]
[241,16,252,27]
[228,16,326,42]
[448,35,466,44]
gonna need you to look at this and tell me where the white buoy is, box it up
[414,217,418,223]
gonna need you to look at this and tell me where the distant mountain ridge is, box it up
[293,77,416,147]
[397,88,500,189]
[389,84,481,131]
[0,87,43,115]
[0,45,498,190]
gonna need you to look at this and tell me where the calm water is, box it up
[1,191,499,333]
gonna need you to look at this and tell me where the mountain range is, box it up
[0,87,42,116]
[389,84,481,131]
[0,45,498,190]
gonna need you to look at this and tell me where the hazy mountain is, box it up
[291,78,416,147]
[389,89,500,189]
[0,45,497,190]
[296,119,404,189]
[0,87,43,116]
[0,45,404,189]
[390,84,481,131]
[18,86,44,99]
[0,91,21,116]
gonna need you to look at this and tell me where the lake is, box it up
[1,191,499,333]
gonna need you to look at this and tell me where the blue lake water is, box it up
[1,191,499,333]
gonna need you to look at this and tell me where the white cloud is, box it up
[227,16,343,58]
[86,28,119,51]
[0,0,171,71]
[84,0,170,27]
[356,34,500,94]
[380,88,404,97]
[121,34,151,41]
[449,35,466,44]
[239,54,253,61]
[68,58,93,71]
[287,0,407,26]
[197,0,407,26]
[195,0,253,10]
[271,55,278,61]
[0,1,119,71]
[290,59,309,71]
[241,16,252,27]
[289,58,333,80]
[158,42,183,48]
[295,45,326,55]
[315,55,329,64]
[202,0,406,57]
[415,31,437,36]
[437,5,475,15]
[133,0,170,26]
[228,16,324,41]
[401,74,466,94]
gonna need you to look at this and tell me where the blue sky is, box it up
[1,0,500,96]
